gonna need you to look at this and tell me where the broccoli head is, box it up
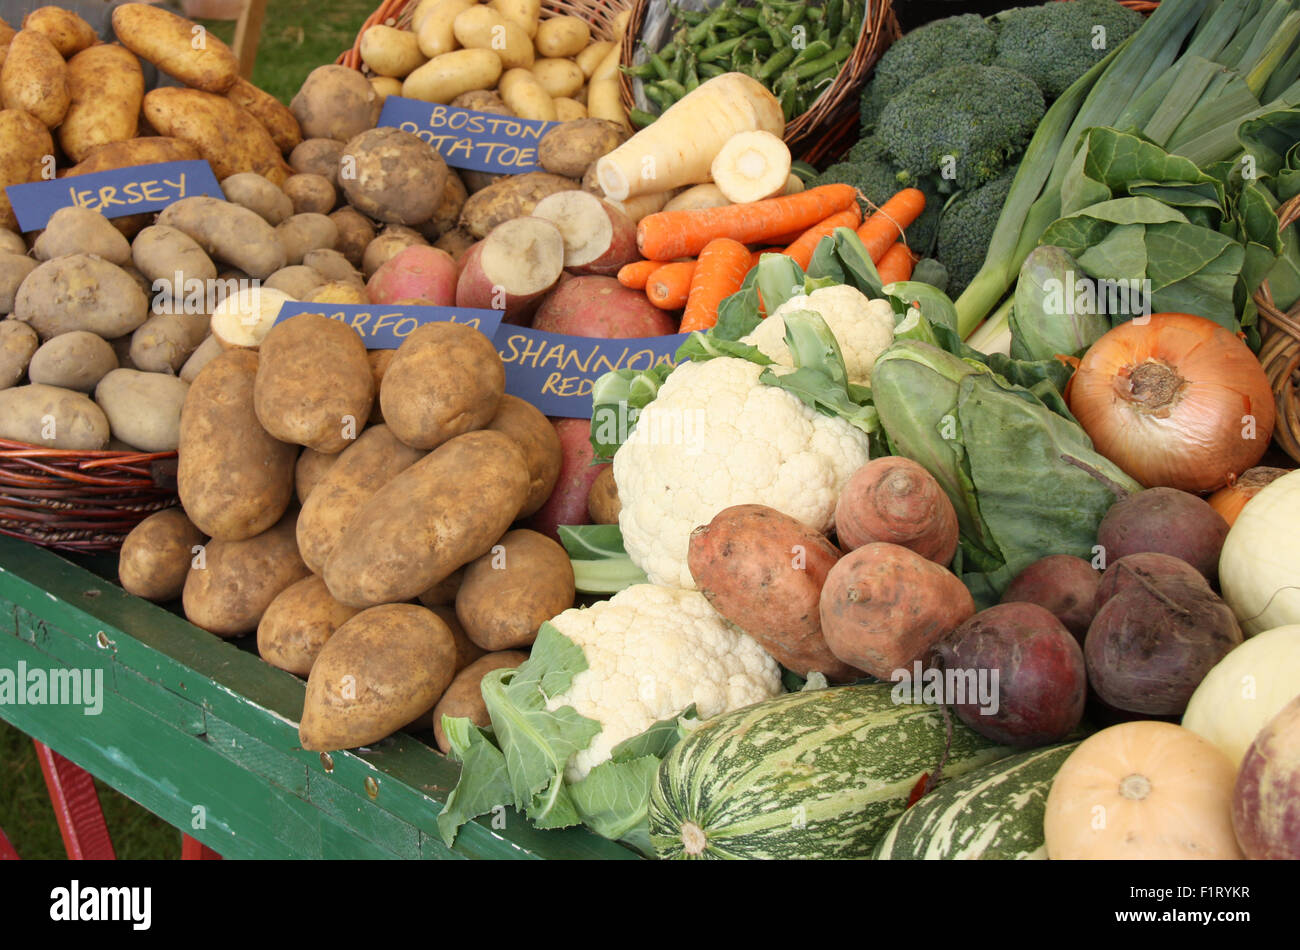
[811,138,943,257]
[877,64,1044,191]
[993,0,1144,99]
[859,14,998,129]
[936,167,1019,298]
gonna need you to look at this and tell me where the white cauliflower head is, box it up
[545,584,783,782]
[741,284,897,385]
[614,356,871,588]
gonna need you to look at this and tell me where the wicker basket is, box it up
[618,0,900,160]
[1252,193,1300,464]
[339,0,632,69]
[0,442,180,553]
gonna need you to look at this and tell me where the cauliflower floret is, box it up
[614,357,871,589]
[741,284,897,385]
[545,584,783,781]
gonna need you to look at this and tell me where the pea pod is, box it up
[827,0,844,37]
[758,44,797,81]
[668,3,707,27]
[793,38,832,66]
[698,61,725,79]
[699,36,744,63]
[643,43,672,81]
[629,108,658,129]
[793,44,851,80]
[643,82,676,111]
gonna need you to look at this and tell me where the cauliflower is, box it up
[614,356,872,588]
[741,284,897,385]
[545,584,782,782]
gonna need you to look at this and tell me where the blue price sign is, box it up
[5,160,223,233]
[275,302,505,349]
[496,327,691,418]
[377,97,557,174]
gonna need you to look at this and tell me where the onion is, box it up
[1206,466,1290,525]
[1067,313,1276,493]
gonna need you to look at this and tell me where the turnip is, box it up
[1232,694,1300,859]
[454,218,565,325]
[529,190,639,276]
[833,456,958,565]
[932,602,1086,747]
[1085,574,1242,717]
[1096,486,1229,583]
[999,554,1100,644]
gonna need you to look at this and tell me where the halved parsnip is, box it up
[711,130,791,204]
[210,286,294,349]
[530,190,637,276]
[782,173,805,195]
[454,217,564,323]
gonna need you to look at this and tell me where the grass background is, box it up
[0,0,374,859]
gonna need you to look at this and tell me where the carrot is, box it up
[645,261,697,309]
[856,188,927,263]
[783,206,864,269]
[875,242,918,285]
[637,184,858,261]
[617,260,661,289]
[680,238,751,333]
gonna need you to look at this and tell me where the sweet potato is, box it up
[820,542,976,679]
[833,457,959,564]
[689,504,858,682]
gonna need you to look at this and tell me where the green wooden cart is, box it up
[0,535,636,860]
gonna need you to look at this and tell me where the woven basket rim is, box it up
[1250,192,1300,463]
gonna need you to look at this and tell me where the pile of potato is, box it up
[356,0,630,129]
[117,314,575,753]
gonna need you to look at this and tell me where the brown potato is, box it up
[182,508,310,637]
[329,206,375,268]
[1,30,69,128]
[290,65,382,143]
[339,127,449,226]
[253,312,373,453]
[431,604,484,673]
[220,172,294,225]
[455,529,574,650]
[298,603,457,751]
[0,318,38,388]
[59,44,145,163]
[156,196,287,279]
[283,173,336,215]
[128,312,209,374]
[22,7,96,57]
[28,331,118,391]
[33,206,131,265]
[289,137,345,185]
[422,169,467,239]
[0,254,38,316]
[14,255,148,340]
[302,248,360,286]
[433,226,476,262]
[432,650,528,752]
[65,136,200,178]
[0,383,109,449]
[450,89,513,114]
[119,508,205,602]
[538,118,629,179]
[143,88,293,185]
[459,171,579,238]
[587,464,620,524]
[418,569,465,608]
[485,393,561,518]
[295,423,424,574]
[304,281,369,305]
[177,348,297,541]
[362,226,428,279]
[365,349,395,424]
[263,264,325,298]
[380,321,504,449]
[257,574,363,676]
[323,430,530,607]
[225,76,302,154]
[275,213,338,265]
[688,504,857,681]
[294,446,339,505]
[112,3,239,92]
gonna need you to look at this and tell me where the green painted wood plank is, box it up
[308,775,421,859]
[203,716,310,797]
[112,664,206,737]
[0,537,641,860]
[319,814,406,859]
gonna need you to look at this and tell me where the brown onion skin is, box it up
[1067,312,1275,493]
[1233,695,1300,860]
[1084,577,1241,717]
[932,602,1086,747]
[834,457,959,565]
[1096,487,1229,583]
[999,554,1100,645]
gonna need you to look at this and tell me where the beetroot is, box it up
[1093,551,1209,614]
[1084,575,1241,717]
[999,554,1100,644]
[931,602,1087,747]
[1096,487,1229,582]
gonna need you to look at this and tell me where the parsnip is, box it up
[595,73,784,201]
[711,130,791,203]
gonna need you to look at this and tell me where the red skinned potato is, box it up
[1232,694,1300,859]
[524,416,605,542]
[531,275,678,337]
[367,244,458,306]
[820,542,975,679]
[932,602,1087,747]
[833,456,958,564]
[689,504,858,682]
[454,218,565,325]
[530,190,639,276]
[999,554,1101,645]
